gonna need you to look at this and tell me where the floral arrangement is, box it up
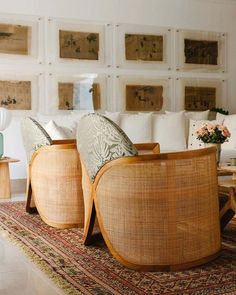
[196,123,231,144]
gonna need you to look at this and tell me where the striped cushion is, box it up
[77,113,138,182]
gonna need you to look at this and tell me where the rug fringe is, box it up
[0,228,81,295]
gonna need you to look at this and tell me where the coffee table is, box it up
[0,157,19,199]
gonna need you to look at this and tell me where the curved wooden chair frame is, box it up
[26,139,84,229]
[81,147,221,271]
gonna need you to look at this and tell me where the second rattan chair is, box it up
[21,117,84,229]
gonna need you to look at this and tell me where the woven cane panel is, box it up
[31,148,84,227]
[96,153,220,266]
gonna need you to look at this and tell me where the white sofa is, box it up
[36,110,236,164]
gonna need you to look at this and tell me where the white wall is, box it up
[0,0,236,179]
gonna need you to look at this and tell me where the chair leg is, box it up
[83,202,102,245]
[219,187,235,231]
[221,209,235,231]
[25,167,37,214]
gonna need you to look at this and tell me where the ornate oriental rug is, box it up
[0,202,235,295]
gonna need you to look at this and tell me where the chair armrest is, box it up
[52,139,76,145]
[134,143,160,155]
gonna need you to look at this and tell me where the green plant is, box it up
[210,107,229,115]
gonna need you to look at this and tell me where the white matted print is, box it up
[175,78,227,112]
[116,23,171,70]
[47,18,112,67]
[0,13,44,64]
[0,72,40,115]
[175,29,227,72]
[117,75,172,112]
[47,73,109,114]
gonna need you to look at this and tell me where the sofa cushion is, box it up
[166,110,209,140]
[120,113,152,144]
[153,111,186,151]
[37,113,77,131]
[77,113,138,182]
[43,120,68,139]
[104,111,121,125]
[216,113,236,150]
[185,110,209,121]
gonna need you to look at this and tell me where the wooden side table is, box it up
[0,157,19,199]
[219,165,236,179]
[218,165,236,229]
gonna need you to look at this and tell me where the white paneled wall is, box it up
[0,0,236,178]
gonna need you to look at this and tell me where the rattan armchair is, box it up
[77,113,221,271]
[21,117,84,229]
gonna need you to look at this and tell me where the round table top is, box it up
[0,157,19,163]
[219,165,236,173]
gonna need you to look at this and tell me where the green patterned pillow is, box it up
[21,117,52,162]
[77,113,138,182]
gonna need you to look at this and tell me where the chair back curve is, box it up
[95,148,221,271]
[77,113,138,182]
[21,117,52,162]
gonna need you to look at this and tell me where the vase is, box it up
[204,143,221,165]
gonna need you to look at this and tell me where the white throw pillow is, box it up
[216,113,236,150]
[153,111,186,151]
[37,113,76,130]
[185,110,209,121]
[166,110,209,141]
[120,113,152,143]
[104,111,120,125]
[44,120,70,140]
[188,119,223,149]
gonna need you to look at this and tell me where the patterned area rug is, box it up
[0,202,235,295]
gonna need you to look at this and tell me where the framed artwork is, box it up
[47,73,109,114]
[117,75,172,112]
[0,73,40,114]
[175,78,227,112]
[176,29,227,72]
[126,84,163,111]
[184,86,216,111]
[0,13,44,63]
[47,18,112,67]
[0,24,29,55]
[0,80,31,109]
[58,81,101,111]
[59,30,99,60]
[116,23,171,70]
